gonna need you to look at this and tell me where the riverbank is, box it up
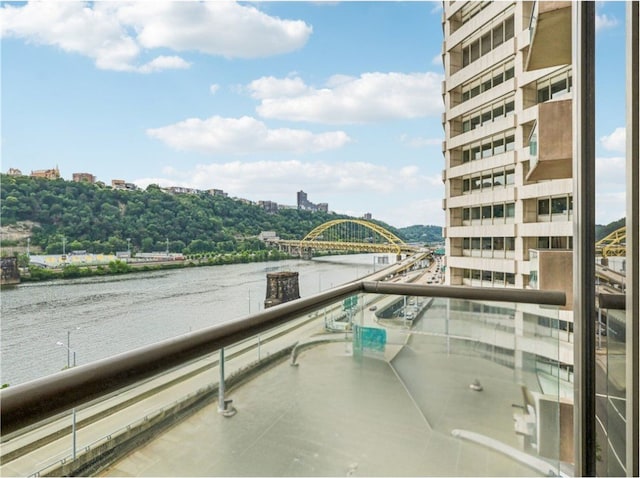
[19,249,295,283]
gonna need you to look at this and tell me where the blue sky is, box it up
[0,1,628,227]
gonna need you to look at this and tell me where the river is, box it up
[0,254,386,386]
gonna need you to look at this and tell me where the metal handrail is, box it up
[0,281,564,435]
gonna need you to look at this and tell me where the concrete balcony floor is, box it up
[100,338,544,477]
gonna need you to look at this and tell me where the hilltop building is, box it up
[258,200,279,214]
[111,179,138,191]
[297,190,328,212]
[31,167,60,180]
[7,168,23,176]
[72,173,96,184]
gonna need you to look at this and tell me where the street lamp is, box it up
[56,341,77,368]
[62,327,80,368]
[54,341,78,460]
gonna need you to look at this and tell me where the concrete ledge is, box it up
[38,347,293,477]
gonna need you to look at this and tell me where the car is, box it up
[369,306,377,311]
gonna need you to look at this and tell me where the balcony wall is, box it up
[526,98,573,181]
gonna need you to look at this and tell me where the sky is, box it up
[0,1,629,228]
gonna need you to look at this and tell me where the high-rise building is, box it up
[442,0,576,463]
[442,2,573,294]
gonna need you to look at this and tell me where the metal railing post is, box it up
[218,347,225,413]
[72,408,77,460]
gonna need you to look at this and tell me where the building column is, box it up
[626,2,639,475]
[572,2,596,476]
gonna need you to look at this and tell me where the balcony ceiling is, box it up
[526,2,572,71]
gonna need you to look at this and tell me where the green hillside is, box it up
[0,175,406,255]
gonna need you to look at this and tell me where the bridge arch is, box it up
[299,219,407,255]
[596,226,626,257]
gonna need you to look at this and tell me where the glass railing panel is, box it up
[1,288,569,477]
[392,297,567,476]
[596,304,627,477]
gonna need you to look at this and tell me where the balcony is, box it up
[526,1,572,71]
[526,99,573,182]
[0,279,572,477]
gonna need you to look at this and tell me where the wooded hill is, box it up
[1,175,428,255]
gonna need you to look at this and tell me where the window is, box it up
[460,59,514,103]
[505,101,515,116]
[470,40,480,62]
[552,197,568,214]
[493,137,505,155]
[471,270,481,280]
[481,32,491,55]
[551,236,567,248]
[506,273,515,285]
[506,202,515,217]
[504,16,514,40]
[495,271,505,282]
[505,65,514,80]
[538,236,550,248]
[482,270,492,281]
[505,135,515,151]
[492,23,504,48]
[463,178,470,192]
[482,174,492,188]
[493,171,505,187]
[458,96,515,135]
[505,237,515,250]
[471,207,481,220]
[482,142,492,158]
[472,177,482,190]
[493,237,504,250]
[538,198,550,215]
[472,237,481,249]
[482,237,492,250]
[493,204,504,218]
[463,208,470,221]
[537,68,572,104]
[459,15,514,70]
[463,237,470,249]
[505,170,515,184]
[482,205,492,219]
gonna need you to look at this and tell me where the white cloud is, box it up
[117,2,311,59]
[248,72,444,124]
[596,156,626,224]
[138,55,191,74]
[209,84,220,95]
[596,13,618,32]
[600,127,626,153]
[134,160,444,226]
[146,116,351,154]
[431,54,442,66]
[0,1,311,72]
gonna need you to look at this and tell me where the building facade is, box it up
[72,172,96,183]
[442,0,576,463]
[442,1,573,293]
[30,167,60,180]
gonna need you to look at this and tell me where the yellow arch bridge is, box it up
[595,226,626,257]
[272,219,422,258]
